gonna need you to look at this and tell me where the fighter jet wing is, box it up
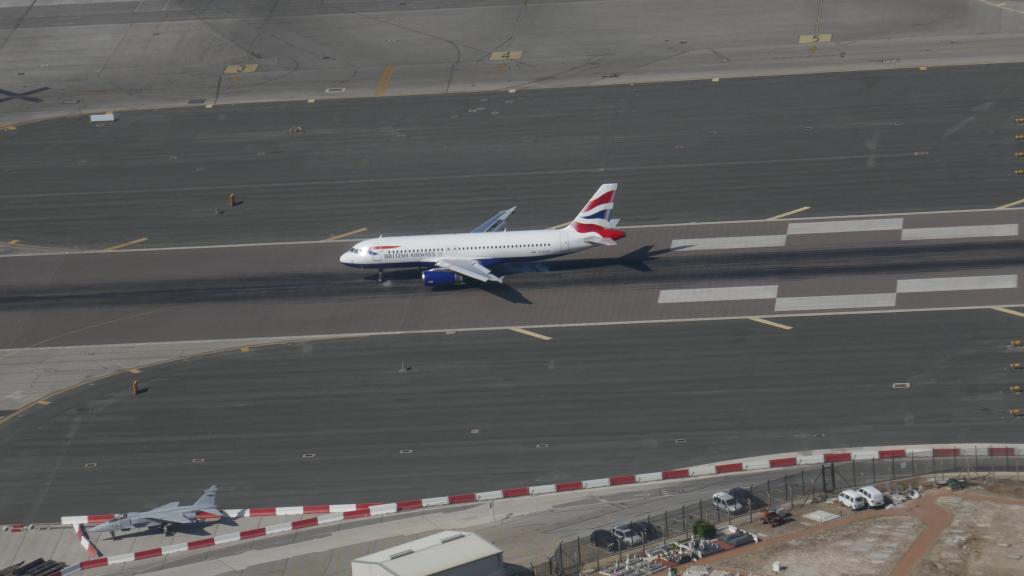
[141,510,192,525]
[471,207,516,233]
[433,259,502,283]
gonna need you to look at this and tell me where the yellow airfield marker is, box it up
[749,317,793,330]
[328,227,368,241]
[105,237,148,251]
[767,206,811,220]
[509,327,552,341]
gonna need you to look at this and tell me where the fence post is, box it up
[664,510,668,545]
[558,541,565,575]
[891,456,896,480]
[912,450,916,479]
[699,499,704,522]
[801,469,806,500]
[767,479,772,508]
[682,504,686,533]
[577,537,582,574]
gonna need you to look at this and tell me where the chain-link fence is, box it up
[541,452,1024,576]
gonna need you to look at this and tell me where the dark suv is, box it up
[589,529,622,551]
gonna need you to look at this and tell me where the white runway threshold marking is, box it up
[774,293,897,312]
[657,285,778,304]
[900,224,1019,240]
[786,218,903,235]
[670,235,787,251]
[896,275,1017,293]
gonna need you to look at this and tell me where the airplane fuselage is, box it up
[340,229,589,269]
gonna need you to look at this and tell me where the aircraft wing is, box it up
[141,510,192,525]
[434,259,502,283]
[471,207,516,233]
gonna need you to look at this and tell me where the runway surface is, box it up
[1,64,1023,248]
[2,209,1024,348]
[0,309,1020,523]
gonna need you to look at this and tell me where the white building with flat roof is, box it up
[351,530,504,576]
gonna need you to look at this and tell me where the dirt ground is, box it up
[910,485,1024,576]
[714,516,923,576]
[697,480,1024,576]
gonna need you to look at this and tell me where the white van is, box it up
[856,486,885,508]
[838,489,867,510]
[712,491,744,514]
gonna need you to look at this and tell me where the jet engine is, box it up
[422,269,464,286]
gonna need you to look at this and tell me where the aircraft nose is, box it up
[339,253,350,264]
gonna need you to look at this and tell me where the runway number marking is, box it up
[105,237,148,251]
[749,317,793,331]
[995,198,1024,209]
[489,51,523,61]
[767,206,811,220]
[509,327,552,341]
[375,65,395,97]
[798,34,832,44]
[992,306,1024,320]
[223,64,258,74]
[327,227,368,241]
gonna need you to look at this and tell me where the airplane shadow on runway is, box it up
[376,245,669,304]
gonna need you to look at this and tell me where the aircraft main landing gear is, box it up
[377,267,384,283]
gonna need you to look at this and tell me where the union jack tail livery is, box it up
[571,183,625,245]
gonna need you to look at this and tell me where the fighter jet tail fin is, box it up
[192,485,217,510]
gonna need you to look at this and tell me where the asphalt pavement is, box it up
[1,64,1023,248]
[0,309,1020,523]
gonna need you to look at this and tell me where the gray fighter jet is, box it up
[91,485,227,538]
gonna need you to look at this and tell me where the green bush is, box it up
[692,520,716,539]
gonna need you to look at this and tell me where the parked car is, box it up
[628,520,658,540]
[589,529,622,551]
[611,524,642,547]
[838,489,868,510]
[856,485,885,508]
[712,491,744,514]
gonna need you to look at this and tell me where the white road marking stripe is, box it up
[658,285,778,304]
[774,293,896,312]
[901,224,1018,240]
[787,218,903,235]
[897,275,1017,293]
[992,306,1024,320]
[670,235,786,251]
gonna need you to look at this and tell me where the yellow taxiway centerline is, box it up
[749,317,793,330]
[993,306,1024,320]
[105,237,148,251]
[767,206,811,220]
[375,65,395,97]
[995,198,1024,210]
[328,227,368,241]
[509,327,552,341]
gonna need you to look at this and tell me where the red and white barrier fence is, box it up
[43,443,1021,572]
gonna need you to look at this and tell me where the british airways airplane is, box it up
[340,183,624,285]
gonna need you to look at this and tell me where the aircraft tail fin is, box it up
[569,183,625,244]
[192,485,217,510]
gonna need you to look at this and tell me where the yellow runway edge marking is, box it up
[327,227,368,241]
[105,237,148,251]
[767,206,811,220]
[509,327,552,341]
[240,346,251,352]
[36,399,51,406]
[375,65,395,97]
[993,306,1024,320]
[996,198,1024,210]
[749,317,793,330]
[7,240,20,245]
